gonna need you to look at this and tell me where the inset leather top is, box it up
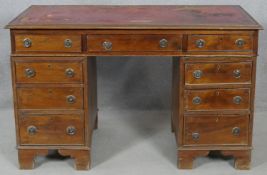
[5,5,262,29]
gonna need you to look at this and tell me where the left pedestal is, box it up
[11,56,98,170]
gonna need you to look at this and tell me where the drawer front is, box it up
[185,62,252,85]
[15,61,83,83]
[14,34,82,52]
[184,115,249,145]
[188,35,220,51]
[185,89,250,111]
[87,34,182,52]
[187,35,253,51]
[17,87,83,109]
[19,114,84,145]
[223,35,253,51]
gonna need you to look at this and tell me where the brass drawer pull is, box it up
[159,38,168,48]
[66,95,76,104]
[66,126,76,135]
[192,96,201,105]
[23,38,32,48]
[192,132,200,141]
[233,96,242,104]
[195,39,205,48]
[64,39,72,48]
[233,69,241,78]
[232,127,240,136]
[25,68,36,78]
[193,70,202,79]
[235,38,245,47]
[65,68,75,78]
[27,125,37,135]
[103,41,112,50]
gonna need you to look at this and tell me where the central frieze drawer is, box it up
[184,89,250,111]
[14,34,82,53]
[17,87,83,109]
[184,114,249,145]
[15,60,84,83]
[185,61,252,85]
[87,34,182,52]
[19,114,84,145]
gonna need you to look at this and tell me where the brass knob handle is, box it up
[23,38,32,48]
[159,38,168,48]
[65,68,75,78]
[192,132,200,141]
[192,96,201,105]
[66,95,76,104]
[195,39,205,48]
[64,39,72,48]
[233,69,241,78]
[66,126,76,135]
[25,68,36,78]
[233,96,242,105]
[103,41,112,50]
[193,70,202,79]
[235,38,245,47]
[232,127,240,136]
[27,125,37,135]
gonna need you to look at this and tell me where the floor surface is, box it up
[0,109,267,175]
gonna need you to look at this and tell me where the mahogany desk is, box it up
[5,5,262,170]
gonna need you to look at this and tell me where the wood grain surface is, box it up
[185,62,252,85]
[184,88,250,111]
[19,114,85,145]
[184,114,249,145]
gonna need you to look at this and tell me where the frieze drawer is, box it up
[14,34,82,53]
[187,34,253,52]
[87,34,182,52]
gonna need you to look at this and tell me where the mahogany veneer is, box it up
[6,5,262,170]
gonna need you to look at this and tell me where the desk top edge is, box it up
[6,5,263,30]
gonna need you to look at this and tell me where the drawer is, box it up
[185,62,252,85]
[184,114,249,145]
[223,35,253,51]
[15,60,83,83]
[87,34,182,52]
[14,34,82,53]
[187,35,253,51]
[19,114,84,145]
[188,35,220,51]
[184,89,250,111]
[17,87,83,109]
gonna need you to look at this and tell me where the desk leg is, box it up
[58,149,90,170]
[18,149,90,170]
[18,149,49,169]
[178,149,251,169]
[221,150,251,170]
[178,150,209,169]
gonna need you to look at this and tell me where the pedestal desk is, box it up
[5,5,262,170]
